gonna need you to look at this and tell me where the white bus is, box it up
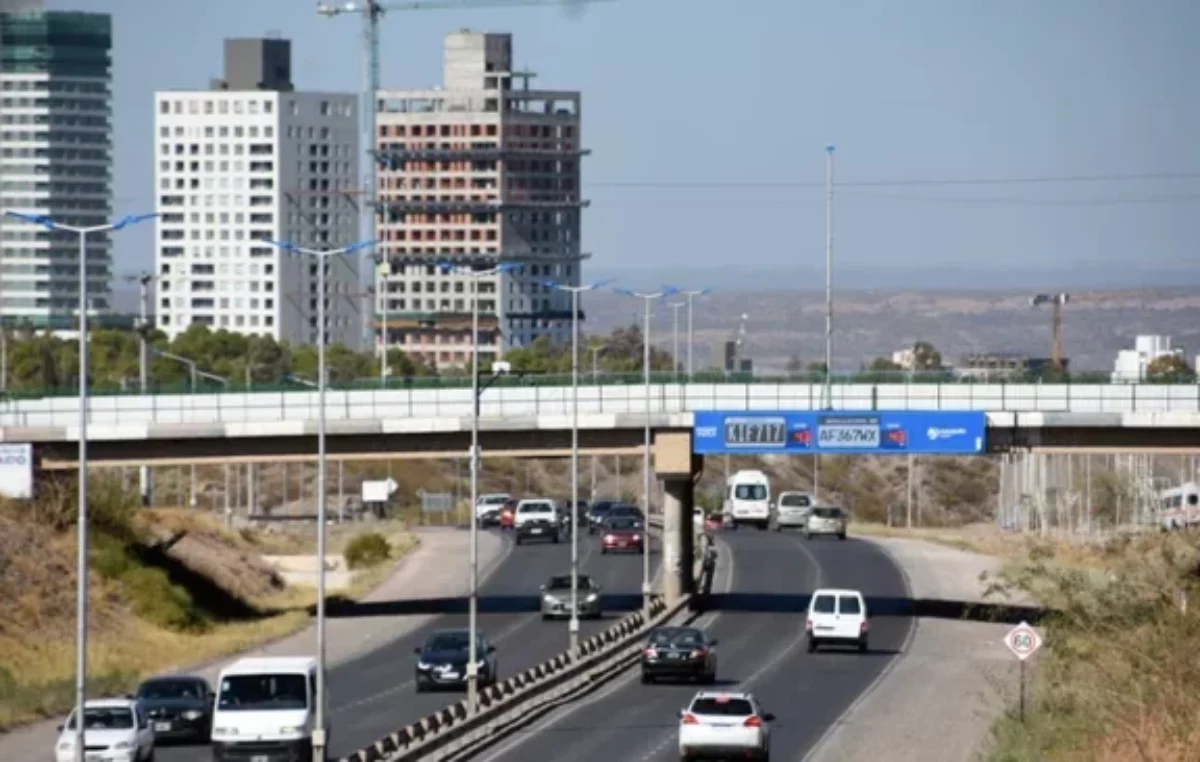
[1158,482,1200,530]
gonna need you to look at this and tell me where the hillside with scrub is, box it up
[0,478,415,731]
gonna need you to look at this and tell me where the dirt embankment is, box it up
[0,479,409,731]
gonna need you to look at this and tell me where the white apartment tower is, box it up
[0,0,114,331]
[154,39,361,347]
[375,31,587,368]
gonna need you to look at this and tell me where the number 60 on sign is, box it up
[1004,621,1042,661]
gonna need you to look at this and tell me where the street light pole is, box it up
[376,254,389,388]
[271,239,376,762]
[680,288,710,379]
[618,286,678,620]
[135,272,157,506]
[823,144,835,410]
[541,276,611,656]
[438,260,516,714]
[3,210,155,762]
[668,301,685,381]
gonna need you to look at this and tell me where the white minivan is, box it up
[806,588,870,653]
[211,657,324,762]
[724,470,771,530]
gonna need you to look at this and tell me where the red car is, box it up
[600,517,645,554]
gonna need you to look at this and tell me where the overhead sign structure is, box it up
[692,411,987,455]
[361,478,398,503]
[0,443,33,499]
[1004,621,1043,661]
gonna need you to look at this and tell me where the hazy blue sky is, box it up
[51,0,1199,290]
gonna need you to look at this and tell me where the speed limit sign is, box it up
[1004,621,1042,661]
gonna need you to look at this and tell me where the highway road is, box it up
[477,530,912,762]
[155,526,656,761]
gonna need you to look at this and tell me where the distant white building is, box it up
[891,348,916,370]
[1111,335,1186,383]
[153,38,361,348]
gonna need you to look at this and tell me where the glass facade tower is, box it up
[0,4,114,331]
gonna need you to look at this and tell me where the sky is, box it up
[49,0,1200,291]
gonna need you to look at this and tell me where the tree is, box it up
[1146,354,1196,383]
[806,361,827,374]
[784,355,803,374]
[908,341,942,371]
[865,357,902,372]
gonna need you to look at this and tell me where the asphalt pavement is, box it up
[156,526,656,761]
[477,529,912,762]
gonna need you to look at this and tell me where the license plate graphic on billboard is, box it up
[693,411,986,455]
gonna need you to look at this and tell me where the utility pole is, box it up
[135,272,156,506]
[823,144,835,408]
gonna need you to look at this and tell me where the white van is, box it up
[724,470,771,530]
[806,588,870,653]
[211,657,324,761]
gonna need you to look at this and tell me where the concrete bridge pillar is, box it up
[655,431,703,607]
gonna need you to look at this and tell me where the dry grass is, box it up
[982,531,1200,761]
[0,494,417,731]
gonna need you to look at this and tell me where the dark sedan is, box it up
[608,504,645,523]
[600,516,645,554]
[640,626,718,684]
[414,629,498,692]
[134,674,213,743]
[587,500,620,534]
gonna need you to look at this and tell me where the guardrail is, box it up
[3,382,1199,428]
[336,517,708,762]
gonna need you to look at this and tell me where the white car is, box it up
[513,499,558,529]
[806,588,870,653]
[55,698,156,762]
[475,493,511,524]
[678,690,773,761]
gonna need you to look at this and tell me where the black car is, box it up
[134,674,214,743]
[516,516,560,545]
[608,504,645,523]
[414,629,498,692]
[587,500,620,534]
[640,626,718,684]
[557,499,590,527]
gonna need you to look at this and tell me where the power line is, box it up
[842,190,1200,207]
[585,171,1200,190]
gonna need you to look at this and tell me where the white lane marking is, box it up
[635,532,826,762]
[333,532,593,715]
[474,534,738,762]
[797,537,919,762]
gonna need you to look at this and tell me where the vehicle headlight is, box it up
[213,726,237,737]
[112,741,133,750]
[543,595,557,604]
[476,659,488,668]
[279,725,305,735]
[585,593,598,602]
[182,710,203,720]
[57,741,73,751]
[417,661,432,670]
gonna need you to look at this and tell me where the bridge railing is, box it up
[1,382,1198,428]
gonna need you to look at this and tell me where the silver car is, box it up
[805,506,848,540]
[774,491,814,531]
[540,574,603,620]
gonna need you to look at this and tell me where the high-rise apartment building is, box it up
[153,38,361,347]
[375,31,587,368]
[0,0,113,331]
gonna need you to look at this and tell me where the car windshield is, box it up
[217,674,307,711]
[547,575,593,590]
[137,679,206,700]
[610,505,642,516]
[813,507,843,519]
[812,595,836,614]
[479,495,508,505]
[690,697,754,716]
[66,707,134,730]
[606,517,641,531]
[425,632,476,651]
[839,595,862,614]
[780,494,811,508]
[649,628,704,647]
[591,502,614,514]
[518,503,553,513]
[734,484,768,500]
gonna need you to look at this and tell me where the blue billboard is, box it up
[692,411,987,455]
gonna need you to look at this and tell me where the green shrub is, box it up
[0,665,136,728]
[344,533,391,570]
[120,566,203,631]
[90,532,134,579]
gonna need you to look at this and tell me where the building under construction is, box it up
[374,30,588,369]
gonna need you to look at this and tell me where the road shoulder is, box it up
[804,535,1021,762]
[0,526,506,760]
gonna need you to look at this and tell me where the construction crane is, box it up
[315,0,615,247]
[1030,292,1069,372]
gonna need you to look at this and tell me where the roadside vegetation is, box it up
[0,477,416,731]
[982,532,1200,761]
